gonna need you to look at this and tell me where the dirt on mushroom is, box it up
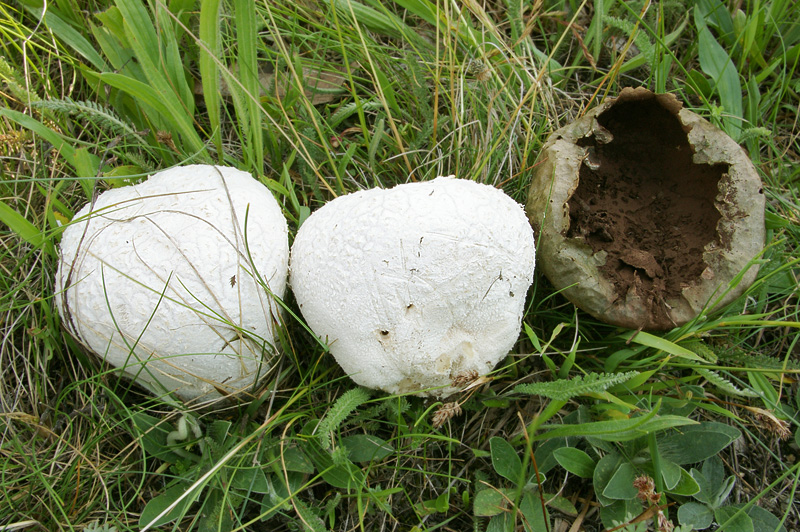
[566,93,729,329]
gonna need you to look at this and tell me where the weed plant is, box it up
[1,0,799,531]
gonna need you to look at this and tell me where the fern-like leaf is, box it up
[0,56,39,103]
[695,367,760,398]
[683,340,719,363]
[717,349,800,371]
[317,387,371,449]
[31,97,136,136]
[605,15,655,66]
[514,371,640,401]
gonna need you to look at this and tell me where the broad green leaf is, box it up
[104,164,146,187]
[599,499,641,531]
[473,488,512,517]
[115,0,160,66]
[691,455,736,507]
[95,5,129,46]
[715,505,754,532]
[490,437,522,484]
[695,6,743,139]
[280,445,315,474]
[487,513,512,532]
[696,0,735,42]
[520,491,549,532]
[533,437,570,476]
[593,452,626,507]
[621,330,706,362]
[545,494,578,517]
[230,467,269,494]
[660,459,682,491]
[341,434,394,463]
[130,412,182,463]
[72,147,99,178]
[138,483,197,528]
[602,462,638,500]
[261,474,292,520]
[553,447,596,478]
[727,504,788,532]
[678,501,714,530]
[667,466,701,497]
[702,454,725,488]
[658,422,740,465]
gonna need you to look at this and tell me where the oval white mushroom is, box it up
[290,176,536,397]
[55,165,289,403]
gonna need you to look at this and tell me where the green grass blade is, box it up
[98,72,205,155]
[694,6,743,139]
[234,0,263,171]
[199,0,223,157]
[622,331,706,363]
[113,0,203,155]
[154,2,194,116]
[391,0,437,26]
[0,201,53,256]
[34,6,109,70]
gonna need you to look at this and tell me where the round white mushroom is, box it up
[290,176,536,397]
[55,165,289,403]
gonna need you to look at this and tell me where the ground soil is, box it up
[567,97,728,329]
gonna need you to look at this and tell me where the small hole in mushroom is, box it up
[380,330,390,336]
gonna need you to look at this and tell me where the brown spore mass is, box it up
[567,97,728,327]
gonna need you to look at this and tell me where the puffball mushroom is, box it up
[527,88,765,330]
[290,176,536,397]
[55,165,289,403]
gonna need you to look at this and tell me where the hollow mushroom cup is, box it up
[55,165,289,403]
[527,88,765,330]
[290,176,536,398]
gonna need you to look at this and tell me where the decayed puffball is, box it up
[527,88,765,330]
[55,165,289,403]
[290,176,536,397]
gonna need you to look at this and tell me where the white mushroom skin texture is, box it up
[290,176,536,397]
[55,165,289,402]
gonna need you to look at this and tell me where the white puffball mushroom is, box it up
[55,165,289,403]
[290,176,536,397]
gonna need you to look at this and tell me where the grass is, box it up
[1,0,799,530]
